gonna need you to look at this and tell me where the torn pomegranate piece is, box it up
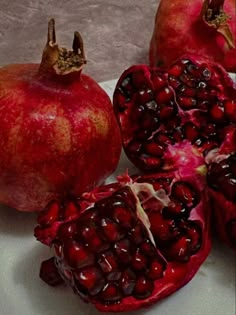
[206,126,236,250]
[35,171,211,312]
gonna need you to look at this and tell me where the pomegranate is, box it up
[113,55,236,172]
[206,126,236,250]
[35,170,211,312]
[149,0,236,72]
[0,19,121,211]
[113,55,236,251]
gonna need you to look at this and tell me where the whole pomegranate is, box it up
[149,0,236,72]
[35,170,211,312]
[0,19,121,211]
[113,55,236,250]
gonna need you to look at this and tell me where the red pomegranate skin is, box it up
[149,0,236,72]
[0,63,121,211]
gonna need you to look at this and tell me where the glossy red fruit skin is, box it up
[149,0,236,72]
[35,172,211,312]
[0,25,121,212]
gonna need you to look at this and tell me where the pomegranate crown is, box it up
[39,18,87,75]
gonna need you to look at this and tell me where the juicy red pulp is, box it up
[113,57,236,171]
[35,172,210,312]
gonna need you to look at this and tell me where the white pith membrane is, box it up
[128,181,171,246]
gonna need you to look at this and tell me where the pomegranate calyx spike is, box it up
[47,18,56,46]
[39,19,87,76]
[73,31,87,63]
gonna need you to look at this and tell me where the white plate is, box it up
[0,78,235,315]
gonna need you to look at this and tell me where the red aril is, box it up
[149,0,236,72]
[35,171,211,312]
[0,19,121,211]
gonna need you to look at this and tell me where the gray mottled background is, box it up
[0,0,159,82]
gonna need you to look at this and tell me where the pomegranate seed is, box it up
[128,223,148,245]
[75,266,105,296]
[57,221,78,241]
[140,239,157,257]
[145,100,158,111]
[162,199,188,218]
[136,89,153,105]
[224,100,236,122]
[168,64,184,77]
[120,75,133,97]
[127,140,141,154]
[140,156,162,170]
[100,282,122,302]
[100,218,124,242]
[152,74,166,90]
[62,199,80,220]
[132,70,150,90]
[159,103,175,120]
[177,96,197,109]
[165,236,191,262]
[183,122,199,142]
[149,212,180,242]
[114,239,132,264]
[113,89,127,110]
[172,128,184,142]
[80,224,108,253]
[98,251,121,281]
[168,75,182,89]
[131,249,148,271]
[209,103,225,123]
[37,200,61,226]
[119,269,136,296]
[40,257,63,286]
[112,205,137,229]
[186,63,201,78]
[179,73,196,88]
[63,240,94,268]
[142,142,164,157]
[186,221,202,254]
[154,132,173,145]
[134,276,154,299]
[79,209,98,224]
[155,87,174,104]
[147,259,165,280]
[172,182,199,208]
[141,114,159,131]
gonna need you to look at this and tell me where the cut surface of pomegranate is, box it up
[35,171,211,312]
[0,19,121,211]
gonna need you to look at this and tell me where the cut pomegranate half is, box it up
[113,56,236,172]
[35,171,211,312]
